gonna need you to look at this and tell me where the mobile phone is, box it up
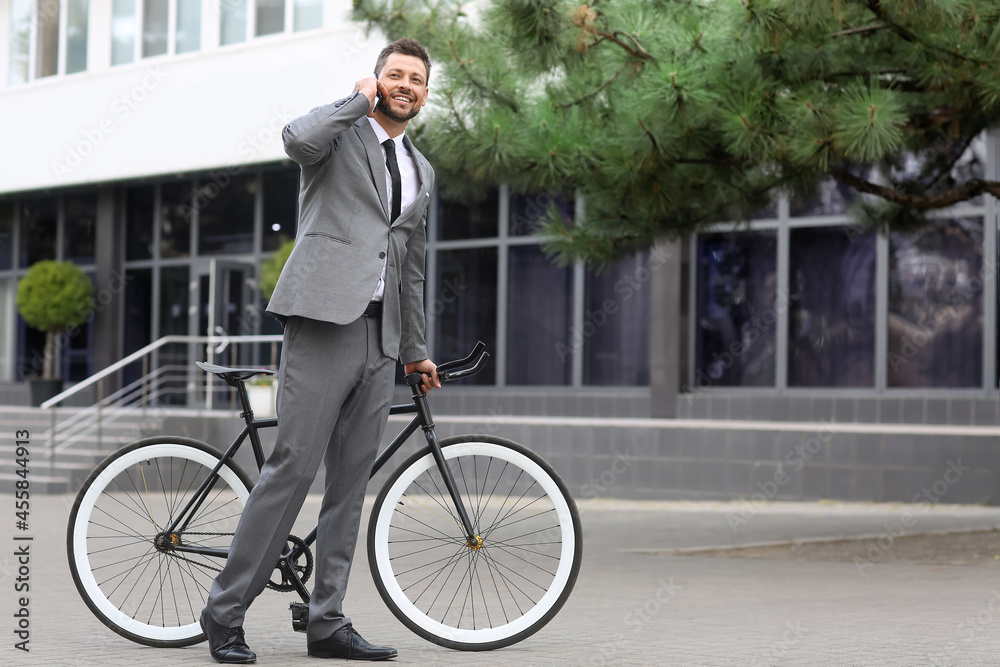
[372,71,381,113]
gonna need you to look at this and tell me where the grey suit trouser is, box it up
[207,314,395,643]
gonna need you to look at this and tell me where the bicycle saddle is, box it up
[196,361,276,385]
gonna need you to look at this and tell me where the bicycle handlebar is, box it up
[435,341,490,382]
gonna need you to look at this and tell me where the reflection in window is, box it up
[789,165,879,217]
[293,0,321,30]
[35,0,61,77]
[161,183,192,257]
[434,248,497,385]
[507,245,572,385]
[175,0,201,54]
[695,231,777,387]
[0,203,13,270]
[142,0,168,57]
[111,0,136,65]
[509,192,573,236]
[64,194,97,265]
[121,268,151,388]
[256,0,284,35]
[263,169,298,252]
[197,175,255,254]
[886,136,987,206]
[221,0,247,45]
[19,199,57,266]
[788,227,876,387]
[66,0,89,73]
[159,266,190,404]
[437,190,498,240]
[8,0,31,84]
[888,218,983,387]
[584,252,651,386]
[125,186,154,260]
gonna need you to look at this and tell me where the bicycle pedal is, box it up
[289,602,309,633]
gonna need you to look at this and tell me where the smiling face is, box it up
[375,53,429,124]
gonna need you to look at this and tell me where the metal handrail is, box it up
[41,334,282,408]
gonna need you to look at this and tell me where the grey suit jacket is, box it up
[267,91,434,364]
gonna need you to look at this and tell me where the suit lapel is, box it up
[392,135,432,229]
[355,117,390,222]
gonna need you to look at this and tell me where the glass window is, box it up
[19,199,57,266]
[220,0,247,45]
[262,169,298,252]
[125,186,154,260]
[255,0,283,35]
[8,0,32,84]
[159,266,190,404]
[293,0,321,30]
[160,182,192,257]
[197,174,255,254]
[437,190,498,240]
[434,248,497,385]
[35,0,61,78]
[509,192,574,237]
[64,193,97,265]
[506,245,572,385]
[888,217,983,387]
[65,0,89,74]
[789,165,879,217]
[142,0,168,57]
[63,274,94,381]
[175,0,201,54]
[0,279,11,381]
[694,231,777,387]
[121,268,151,388]
[111,0,135,65]
[788,226,876,387]
[583,252,651,386]
[0,202,13,270]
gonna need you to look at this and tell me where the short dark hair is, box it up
[374,37,431,82]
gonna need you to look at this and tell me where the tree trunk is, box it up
[43,330,55,380]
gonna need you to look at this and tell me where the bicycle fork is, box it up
[405,372,482,550]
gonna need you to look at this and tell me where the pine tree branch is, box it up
[553,61,629,110]
[828,23,890,39]
[590,30,655,62]
[828,166,1000,209]
[864,0,986,66]
[445,90,470,134]
[448,40,519,113]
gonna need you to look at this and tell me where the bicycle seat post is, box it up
[404,372,478,542]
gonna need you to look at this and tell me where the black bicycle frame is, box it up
[160,371,478,604]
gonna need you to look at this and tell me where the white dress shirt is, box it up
[367,116,419,302]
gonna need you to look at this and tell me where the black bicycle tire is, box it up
[367,434,583,651]
[66,436,254,648]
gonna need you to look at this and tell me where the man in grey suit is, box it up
[200,37,439,663]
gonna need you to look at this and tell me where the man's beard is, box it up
[377,96,420,123]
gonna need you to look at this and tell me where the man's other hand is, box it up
[404,359,440,393]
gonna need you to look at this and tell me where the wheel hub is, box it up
[154,532,182,551]
[466,534,484,551]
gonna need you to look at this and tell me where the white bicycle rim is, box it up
[71,443,251,643]
[372,440,576,646]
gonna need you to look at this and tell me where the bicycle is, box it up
[67,343,582,652]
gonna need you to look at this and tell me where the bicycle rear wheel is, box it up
[368,434,582,651]
[67,437,253,647]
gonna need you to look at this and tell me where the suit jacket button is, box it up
[379,252,386,259]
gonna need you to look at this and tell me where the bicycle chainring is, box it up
[267,535,314,592]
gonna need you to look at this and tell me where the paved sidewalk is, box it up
[3,495,1000,666]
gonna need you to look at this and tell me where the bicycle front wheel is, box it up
[67,437,253,647]
[368,434,582,651]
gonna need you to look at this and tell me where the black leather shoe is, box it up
[307,625,398,661]
[200,607,257,664]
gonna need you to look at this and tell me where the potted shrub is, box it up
[245,240,294,417]
[16,260,94,405]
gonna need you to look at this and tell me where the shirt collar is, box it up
[367,116,405,149]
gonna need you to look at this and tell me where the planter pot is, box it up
[28,378,63,406]
[247,383,277,418]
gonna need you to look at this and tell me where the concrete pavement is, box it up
[3,495,1000,666]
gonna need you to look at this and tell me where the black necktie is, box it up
[382,139,402,222]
